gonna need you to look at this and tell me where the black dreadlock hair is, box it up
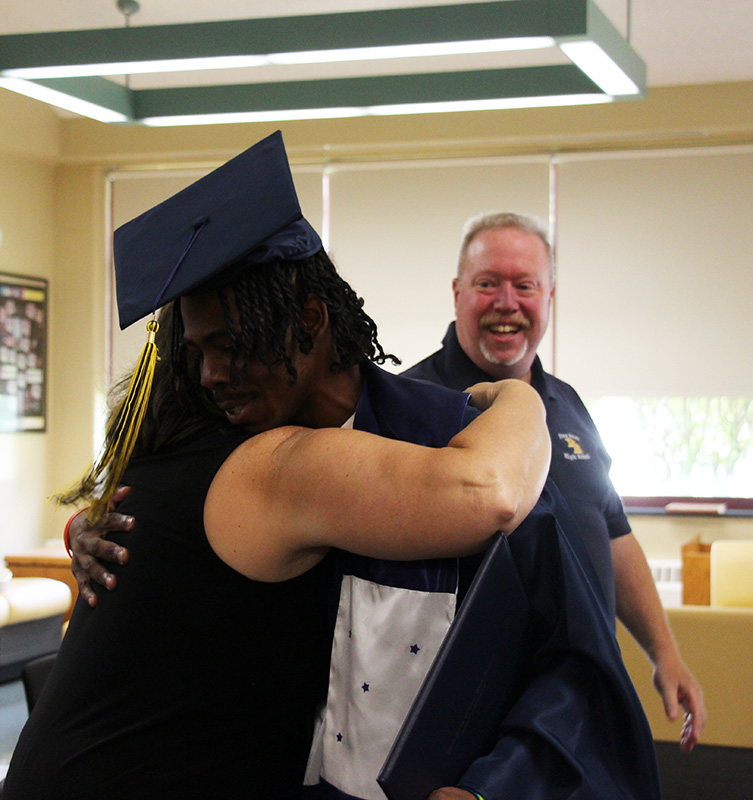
[170,248,399,413]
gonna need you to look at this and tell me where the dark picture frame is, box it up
[0,272,48,433]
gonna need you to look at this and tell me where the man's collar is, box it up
[355,359,473,445]
[528,354,558,402]
[529,353,545,390]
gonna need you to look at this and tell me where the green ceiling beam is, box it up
[0,2,561,69]
[552,0,646,94]
[0,0,641,70]
[31,76,134,117]
[131,65,600,118]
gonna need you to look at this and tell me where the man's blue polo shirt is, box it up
[403,322,631,618]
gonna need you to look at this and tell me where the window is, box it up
[586,396,753,501]
[555,146,753,507]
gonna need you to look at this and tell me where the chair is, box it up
[709,540,753,607]
[0,577,70,683]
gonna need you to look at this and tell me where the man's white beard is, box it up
[480,338,529,368]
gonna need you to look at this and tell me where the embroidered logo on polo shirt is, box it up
[558,432,591,462]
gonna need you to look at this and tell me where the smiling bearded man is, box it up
[403,210,706,754]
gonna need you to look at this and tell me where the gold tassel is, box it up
[51,318,159,523]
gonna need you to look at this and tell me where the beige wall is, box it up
[629,512,753,560]
[0,94,59,554]
[1,81,753,557]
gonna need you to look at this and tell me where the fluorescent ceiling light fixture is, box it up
[142,107,367,126]
[560,40,640,95]
[2,56,272,79]
[142,93,611,127]
[268,36,555,66]
[3,37,556,79]
[554,0,645,98]
[0,1,645,125]
[368,93,611,115]
[0,76,128,122]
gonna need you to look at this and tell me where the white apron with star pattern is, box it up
[305,557,458,800]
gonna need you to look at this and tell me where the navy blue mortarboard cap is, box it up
[113,130,322,329]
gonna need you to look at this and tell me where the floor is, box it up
[0,679,751,795]
[655,741,753,800]
[0,680,28,781]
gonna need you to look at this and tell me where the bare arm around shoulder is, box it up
[205,379,550,582]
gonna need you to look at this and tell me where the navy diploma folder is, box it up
[377,532,533,800]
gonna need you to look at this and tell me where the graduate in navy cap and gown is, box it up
[3,132,551,800]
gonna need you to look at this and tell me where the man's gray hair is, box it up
[457,211,555,284]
